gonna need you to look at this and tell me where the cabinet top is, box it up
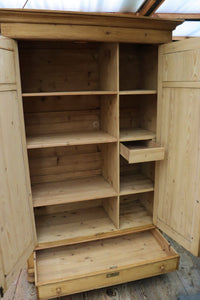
[0,9,183,43]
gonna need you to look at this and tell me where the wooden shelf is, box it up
[120,174,154,196]
[119,90,157,95]
[27,131,117,149]
[22,91,117,97]
[35,200,154,250]
[120,128,156,142]
[36,205,116,249]
[32,175,117,207]
[120,200,153,231]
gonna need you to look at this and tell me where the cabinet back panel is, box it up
[28,145,103,184]
[120,95,157,133]
[23,95,100,136]
[19,41,100,92]
[119,44,158,90]
[120,157,155,180]
[23,95,100,113]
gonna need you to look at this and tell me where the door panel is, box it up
[0,37,36,294]
[154,38,200,256]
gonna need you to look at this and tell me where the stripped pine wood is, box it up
[119,90,157,95]
[120,141,164,164]
[120,128,156,142]
[154,38,200,256]
[35,230,179,299]
[0,9,181,30]
[22,91,117,97]
[1,23,172,44]
[120,174,154,196]
[119,44,158,90]
[35,199,153,250]
[26,131,117,149]
[0,11,191,299]
[29,149,102,184]
[19,41,117,93]
[0,37,36,293]
[120,94,157,138]
[32,175,117,207]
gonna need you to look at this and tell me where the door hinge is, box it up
[0,286,4,297]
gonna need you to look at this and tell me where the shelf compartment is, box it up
[35,230,179,299]
[120,128,155,142]
[29,143,119,207]
[32,175,117,207]
[120,174,154,196]
[35,197,155,250]
[119,44,158,91]
[120,197,153,231]
[35,197,119,249]
[22,91,118,97]
[19,41,118,93]
[120,140,165,164]
[27,131,117,149]
[24,93,118,149]
[120,92,157,142]
[119,90,157,95]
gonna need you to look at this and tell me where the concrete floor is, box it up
[2,236,200,300]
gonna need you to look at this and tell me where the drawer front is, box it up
[120,142,165,163]
[35,230,179,299]
[37,258,178,299]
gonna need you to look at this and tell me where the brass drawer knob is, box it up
[160,265,165,271]
[56,287,62,294]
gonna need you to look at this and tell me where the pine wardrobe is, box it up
[1,9,200,300]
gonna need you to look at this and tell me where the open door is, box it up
[0,37,36,295]
[154,38,200,256]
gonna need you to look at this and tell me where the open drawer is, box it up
[120,140,165,163]
[35,229,179,299]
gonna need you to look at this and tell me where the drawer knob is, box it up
[56,287,62,294]
[160,265,165,271]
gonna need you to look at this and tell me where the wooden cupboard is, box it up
[0,9,200,300]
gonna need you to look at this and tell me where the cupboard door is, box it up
[0,37,36,294]
[154,38,200,256]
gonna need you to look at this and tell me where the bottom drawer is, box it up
[35,229,179,300]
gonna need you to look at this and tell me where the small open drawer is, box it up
[120,140,165,163]
[35,229,179,299]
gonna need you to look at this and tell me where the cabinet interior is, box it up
[119,44,158,91]
[19,41,118,92]
[19,40,159,249]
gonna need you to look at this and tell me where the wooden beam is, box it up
[1,23,172,44]
[154,13,200,20]
[137,0,165,16]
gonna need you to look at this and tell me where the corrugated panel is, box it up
[156,0,200,37]
[173,21,200,37]
[0,0,145,12]
[157,0,200,13]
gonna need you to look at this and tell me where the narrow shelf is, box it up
[22,91,117,97]
[36,200,154,250]
[120,174,154,196]
[119,90,157,95]
[120,128,156,142]
[27,131,117,149]
[32,175,117,207]
[120,200,153,231]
